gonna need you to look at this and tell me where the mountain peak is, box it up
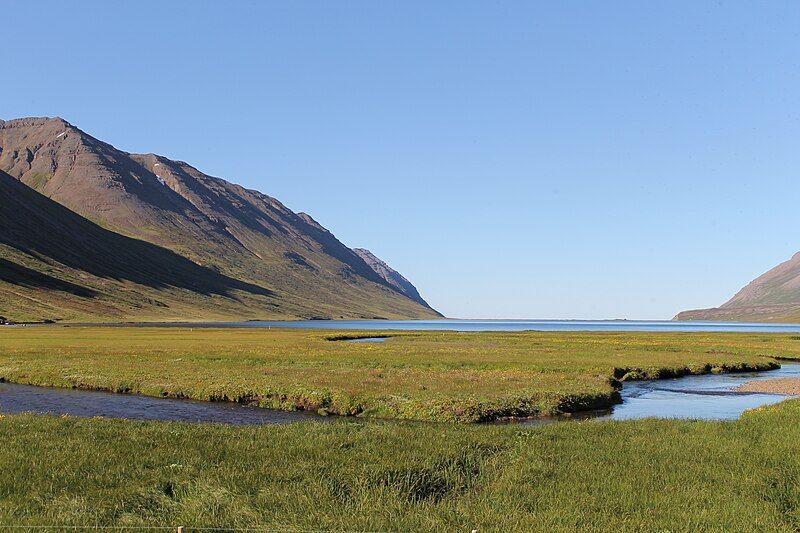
[1,116,73,130]
[0,117,440,321]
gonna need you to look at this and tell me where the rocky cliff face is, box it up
[675,252,800,322]
[353,248,435,310]
[0,117,440,321]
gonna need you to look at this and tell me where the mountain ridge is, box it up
[0,116,439,321]
[353,248,432,308]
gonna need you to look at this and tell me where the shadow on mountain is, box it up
[0,171,273,299]
[291,212,393,287]
[0,259,98,298]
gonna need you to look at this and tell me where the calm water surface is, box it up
[343,337,387,343]
[600,362,800,421]
[139,319,800,333]
[0,383,325,425]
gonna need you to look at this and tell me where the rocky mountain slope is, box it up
[0,117,439,322]
[353,248,432,308]
[675,252,800,322]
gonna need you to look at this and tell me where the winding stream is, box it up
[0,382,325,425]
[598,362,800,421]
[1,363,798,425]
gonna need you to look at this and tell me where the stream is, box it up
[1,363,798,425]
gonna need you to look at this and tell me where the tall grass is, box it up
[1,400,799,530]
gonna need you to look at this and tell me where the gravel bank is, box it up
[736,378,800,395]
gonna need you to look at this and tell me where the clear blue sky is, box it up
[4,1,800,319]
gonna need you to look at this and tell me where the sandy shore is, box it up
[736,378,800,395]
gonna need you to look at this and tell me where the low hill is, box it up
[675,252,800,322]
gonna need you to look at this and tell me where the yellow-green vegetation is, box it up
[1,401,799,531]
[0,327,796,422]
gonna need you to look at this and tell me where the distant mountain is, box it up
[0,117,440,322]
[353,248,432,308]
[675,252,800,322]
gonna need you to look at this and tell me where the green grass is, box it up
[25,172,52,191]
[0,327,797,421]
[1,327,799,530]
[1,401,799,531]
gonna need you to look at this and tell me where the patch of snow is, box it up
[56,131,67,138]
[156,175,167,186]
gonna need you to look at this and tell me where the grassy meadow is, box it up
[1,326,800,530]
[1,401,799,531]
[0,326,797,421]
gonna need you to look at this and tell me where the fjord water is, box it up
[159,319,800,333]
[2,364,797,425]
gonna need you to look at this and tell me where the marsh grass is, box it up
[2,328,799,530]
[1,400,799,531]
[0,327,795,421]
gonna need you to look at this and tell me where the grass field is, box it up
[0,326,797,421]
[1,401,799,531]
[1,327,800,530]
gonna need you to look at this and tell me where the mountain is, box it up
[0,169,281,321]
[0,117,440,322]
[353,248,432,308]
[675,252,800,322]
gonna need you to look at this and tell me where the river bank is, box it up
[2,327,797,422]
[737,377,800,395]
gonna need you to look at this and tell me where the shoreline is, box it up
[736,377,800,395]
[8,319,800,334]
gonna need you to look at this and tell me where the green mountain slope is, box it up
[0,170,280,321]
[675,252,800,322]
[0,117,440,322]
